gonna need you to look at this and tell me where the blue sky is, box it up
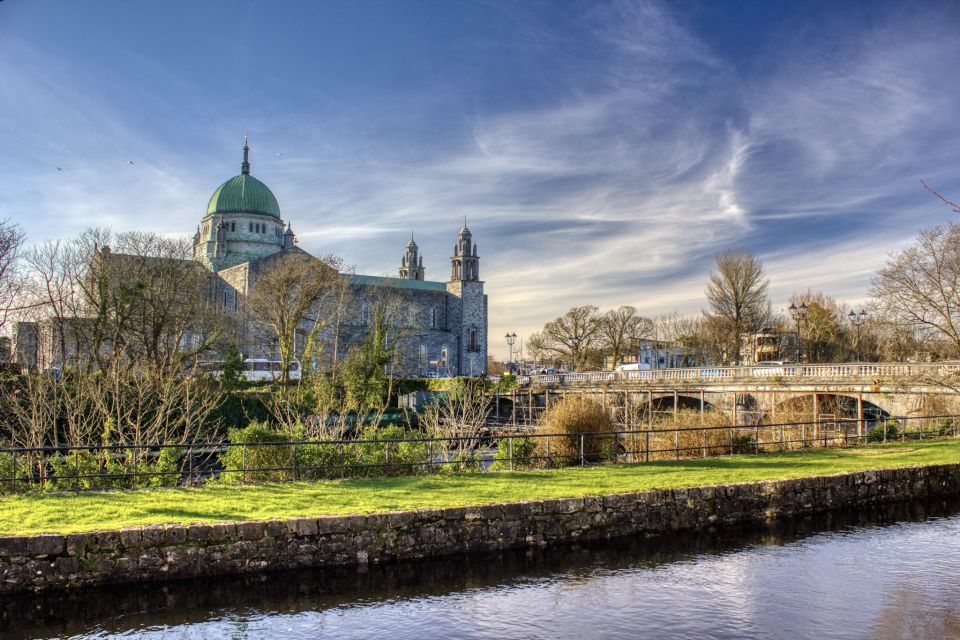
[2,0,959,357]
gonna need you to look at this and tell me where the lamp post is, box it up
[848,309,867,361]
[505,332,517,372]
[788,302,808,363]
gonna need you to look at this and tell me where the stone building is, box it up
[14,139,489,377]
[193,138,488,377]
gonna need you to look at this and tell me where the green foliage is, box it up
[295,442,344,481]
[214,421,429,483]
[731,432,756,454]
[867,420,900,443]
[490,436,537,471]
[220,343,245,391]
[352,424,429,477]
[340,306,395,412]
[494,373,518,393]
[45,446,182,492]
[0,452,26,495]
[212,387,272,429]
[935,417,956,436]
[216,422,295,484]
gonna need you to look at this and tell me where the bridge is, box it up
[493,363,960,430]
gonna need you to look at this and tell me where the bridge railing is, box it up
[512,362,960,386]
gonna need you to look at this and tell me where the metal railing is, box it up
[1,414,957,494]
[510,362,960,387]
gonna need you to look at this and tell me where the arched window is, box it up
[440,346,448,368]
[430,308,437,329]
[469,327,478,352]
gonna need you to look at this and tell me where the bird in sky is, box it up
[128,160,135,165]
[56,167,62,171]
[275,153,283,157]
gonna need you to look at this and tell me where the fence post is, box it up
[509,436,514,471]
[385,441,391,472]
[580,433,585,467]
[645,431,650,463]
[612,432,618,464]
[674,428,679,460]
[11,450,16,491]
[755,425,760,454]
[429,439,434,474]
[292,444,298,482]
[801,423,806,448]
[546,435,551,469]
[188,447,194,486]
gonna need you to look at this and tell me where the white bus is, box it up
[242,359,301,382]
[195,359,301,382]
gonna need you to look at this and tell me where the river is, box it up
[3,498,960,639]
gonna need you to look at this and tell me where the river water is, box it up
[4,499,960,640]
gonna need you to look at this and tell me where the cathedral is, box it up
[192,138,488,377]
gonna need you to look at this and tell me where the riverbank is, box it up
[2,440,960,594]
[2,439,960,536]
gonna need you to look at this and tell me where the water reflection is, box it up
[3,498,959,640]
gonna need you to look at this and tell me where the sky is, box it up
[1,0,960,358]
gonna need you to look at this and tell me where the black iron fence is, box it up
[0,414,957,494]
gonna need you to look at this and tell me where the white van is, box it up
[615,362,652,372]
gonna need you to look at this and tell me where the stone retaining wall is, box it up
[3,463,960,594]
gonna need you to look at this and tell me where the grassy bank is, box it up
[2,439,959,536]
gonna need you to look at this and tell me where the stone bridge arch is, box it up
[647,392,716,421]
[766,393,892,425]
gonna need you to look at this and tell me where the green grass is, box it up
[2,438,960,536]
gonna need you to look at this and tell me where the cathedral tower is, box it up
[450,219,479,282]
[399,233,425,280]
[447,219,486,375]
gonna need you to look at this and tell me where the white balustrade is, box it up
[517,362,949,387]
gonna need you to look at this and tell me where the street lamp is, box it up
[505,332,517,371]
[788,302,808,363]
[848,309,867,361]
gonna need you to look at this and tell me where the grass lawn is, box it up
[2,438,959,536]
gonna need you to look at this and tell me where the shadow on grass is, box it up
[142,507,248,521]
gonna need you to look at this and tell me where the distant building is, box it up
[637,339,695,369]
[748,328,796,364]
[17,138,489,377]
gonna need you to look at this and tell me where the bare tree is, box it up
[598,306,651,369]
[789,290,849,363]
[0,219,26,332]
[705,250,771,365]
[871,224,960,356]
[419,377,492,467]
[246,252,345,387]
[536,305,601,370]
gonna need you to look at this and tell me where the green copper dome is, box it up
[207,174,281,218]
[206,137,281,218]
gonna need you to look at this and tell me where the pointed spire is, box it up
[241,132,251,175]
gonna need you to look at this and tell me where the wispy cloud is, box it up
[2,1,959,357]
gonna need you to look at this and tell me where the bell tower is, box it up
[450,218,479,282]
[399,233,425,280]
